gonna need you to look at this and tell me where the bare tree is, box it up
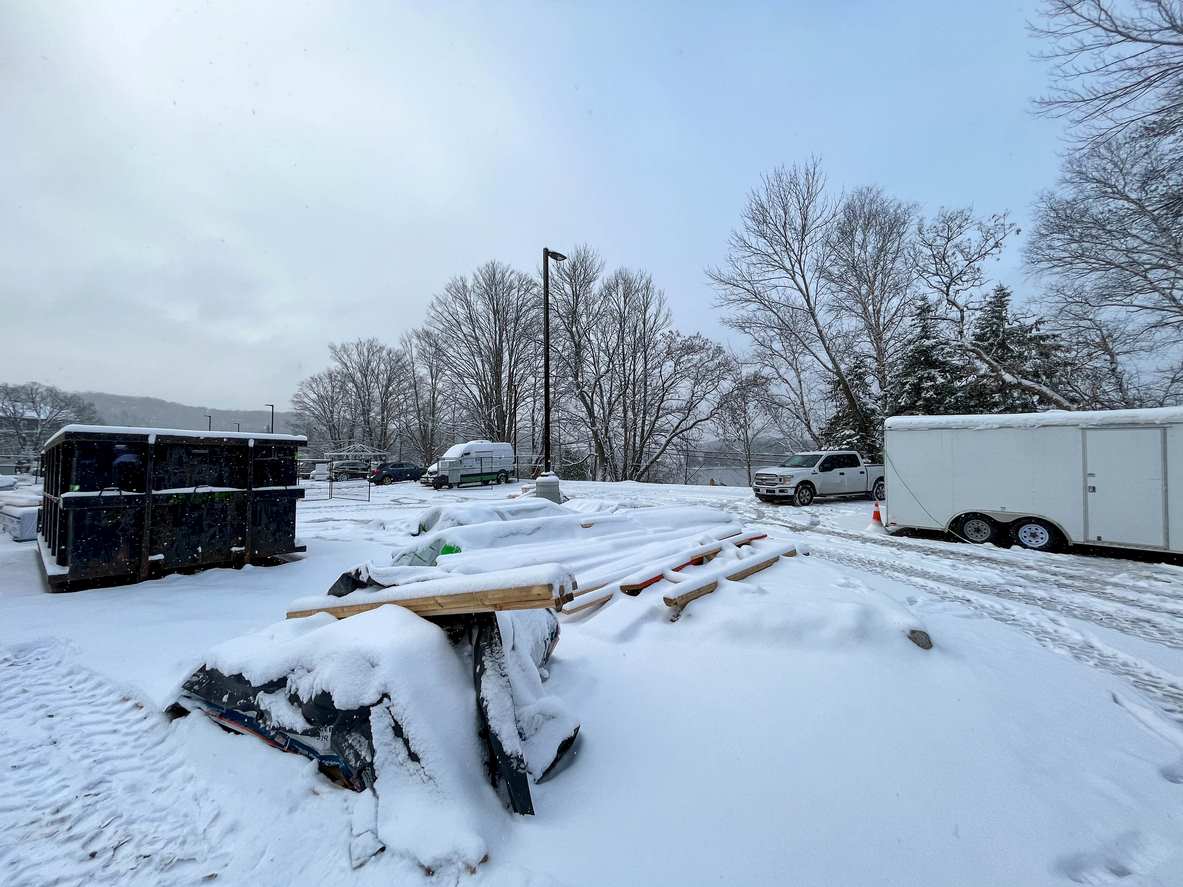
[0,382,98,453]
[425,261,538,443]
[1033,0,1183,143]
[400,329,446,466]
[291,367,354,450]
[712,367,778,483]
[824,186,918,408]
[550,251,736,480]
[710,159,875,445]
[328,338,409,451]
[1028,134,1183,382]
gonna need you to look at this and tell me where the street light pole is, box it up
[541,247,566,475]
[265,404,275,434]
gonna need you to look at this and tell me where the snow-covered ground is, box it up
[3,479,1183,886]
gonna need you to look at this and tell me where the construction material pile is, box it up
[172,498,805,875]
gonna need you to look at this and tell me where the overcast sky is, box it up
[0,1,1063,409]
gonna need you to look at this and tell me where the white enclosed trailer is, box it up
[883,407,1183,553]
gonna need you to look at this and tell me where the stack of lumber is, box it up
[287,564,575,621]
[563,532,794,619]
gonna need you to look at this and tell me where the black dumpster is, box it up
[39,425,307,591]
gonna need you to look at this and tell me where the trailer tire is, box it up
[793,484,815,507]
[870,478,885,501]
[1011,518,1061,553]
[955,513,998,545]
[497,471,509,484]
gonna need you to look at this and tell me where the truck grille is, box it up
[754,473,778,486]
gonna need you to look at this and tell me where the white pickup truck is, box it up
[752,451,885,506]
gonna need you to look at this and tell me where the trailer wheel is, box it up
[792,484,815,507]
[955,513,998,545]
[497,471,509,484]
[870,478,885,501]
[1011,518,1061,553]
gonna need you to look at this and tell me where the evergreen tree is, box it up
[819,355,881,456]
[964,285,1070,413]
[891,297,972,416]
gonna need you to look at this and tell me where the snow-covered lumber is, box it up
[287,565,575,620]
[662,542,797,610]
[617,542,724,594]
[562,591,614,615]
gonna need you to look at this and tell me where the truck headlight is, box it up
[779,475,793,484]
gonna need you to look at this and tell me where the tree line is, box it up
[293,0,1182,477]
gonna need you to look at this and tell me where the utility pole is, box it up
[541,247,566,474]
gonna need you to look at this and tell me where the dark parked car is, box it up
[370,461,423,485]
[329,460,371,482]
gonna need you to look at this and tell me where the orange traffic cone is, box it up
[866,500,886,533]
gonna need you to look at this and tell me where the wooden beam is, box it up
[561,591,613,616]
[287,582,565,620]
[619,545,723,595]
[663,546,796,609]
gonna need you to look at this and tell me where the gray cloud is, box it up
[0,0,1062,408]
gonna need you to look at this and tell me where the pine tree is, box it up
[891,297,972,416]
[819,356,881,456]
[964,285,1070,413]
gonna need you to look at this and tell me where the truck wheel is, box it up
[1011,518,1061,553]
[870,478,885,501]
[955,513,997,545]
[793,484,815,507]
[497,471,508,484]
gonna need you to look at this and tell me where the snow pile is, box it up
[886,404,1183,430]
[183,604,574,876]
[382,503,740,573]
[0,490,39,508]
[413,498,567,536]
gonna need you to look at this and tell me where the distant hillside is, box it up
[79,392,298,435]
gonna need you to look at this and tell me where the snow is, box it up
[887,404,1183,431]
[2,479,1183,885]
[43,423,307,448]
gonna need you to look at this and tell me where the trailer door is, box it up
[1085,428,1166,548]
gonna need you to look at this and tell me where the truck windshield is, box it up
[780,454,821,468]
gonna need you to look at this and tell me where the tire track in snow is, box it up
[706,501,1183,725]
[724,500,1183,649]
[0,643,230,887]
[812,545,1183,724]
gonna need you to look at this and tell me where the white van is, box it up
[884,406,1183,554]
[433,441,515,489]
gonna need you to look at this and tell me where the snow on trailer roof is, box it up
[43,424,307,449]
[886,405,1183,432]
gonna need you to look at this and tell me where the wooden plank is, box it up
[662,546,796,609]
[287,582,561,620]
[663,579,719,610]
[561,591,613,616]
[619,545,723,595]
